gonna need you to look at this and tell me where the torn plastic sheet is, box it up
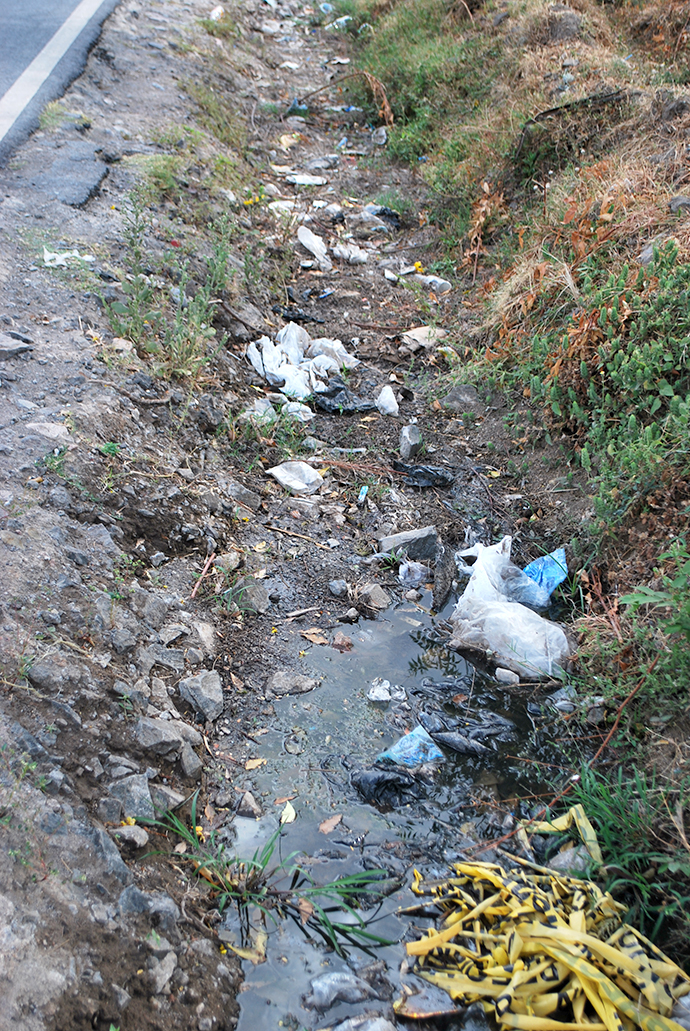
[455,537,564,610]
[314,376,376,414]
[43,246,95,267]
[268,461,324,495]
[246,323,360,401]
[297,225,332,270]
[450,536,572,680]
[377,725,444,767]
[392,461,455,488]
[523,547,568,597]
[351,768,424,807]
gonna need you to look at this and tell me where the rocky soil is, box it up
[0,2,586,1029]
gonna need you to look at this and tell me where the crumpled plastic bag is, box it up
[450,536,571,680]
[455,536,563,611]
[246,322,359,400]
[377,725,444,767]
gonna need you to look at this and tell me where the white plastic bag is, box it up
[267,461,324,495]
[455,536,551,610]
[450,537,571,680]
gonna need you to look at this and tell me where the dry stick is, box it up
[190,552,216,600]
[265,524,332,551]
[588,656,659,765]
[458,0,475,23]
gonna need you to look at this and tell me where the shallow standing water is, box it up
[228,591,553,1031]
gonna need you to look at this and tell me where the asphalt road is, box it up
[0,0,120,166]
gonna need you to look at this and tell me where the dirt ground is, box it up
[0,2,593,1028]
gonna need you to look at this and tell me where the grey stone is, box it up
[111,628,137,654]
[130,587,169,629]
[98,797,123,823]
[85,523,121,557]
[150,551,167,567]
[159,623,189,645]
[179,741,203,778]
[150,950,177,994]
[111,824,149,849]
[108,773,155,821]
[399,424,422,460]
[186,647,204,665]
[10,720,47,758]
[40,608,62,626]
[669,195,690,213]
[173,719,203,748]
[65,547,90,566]
[150,783,185,815]
[442,383,480,411]
[91,902,110,925]
[135,716,187,756]
[48,485,73,509]
[266,671,318,698]
[237,791,262,818]
[119,885,151,917]
[241,582,270,614]
[0,333,32,358]
[112,984,132,1011]
[547,844,589,873]
[178,670,223,721]
[31,140,109,207]
[28,660,80,692]
[359,584,391,612]
[329,579,348,598]
[148,892,180,931]
[380,525,438,562]
[137,643,186,674]
[225,479,261,511]
[214,550,242,573]
[86,824,131,883]
[637,236,671,266]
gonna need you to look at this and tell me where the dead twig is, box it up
[265,524,332,551]
[190,552,216,600]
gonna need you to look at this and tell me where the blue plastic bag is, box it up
[523,548,568,597]
[377,725,444,767]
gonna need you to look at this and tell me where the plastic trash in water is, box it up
[399,561,431,587]
[377,725,444,767]
[376,385,399,416]
[523,547,568,596]
[450,536,572,680]
[267,461,324,495]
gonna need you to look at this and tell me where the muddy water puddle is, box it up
[230,593,554,1030]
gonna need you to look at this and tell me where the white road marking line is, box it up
[0,0,109,144]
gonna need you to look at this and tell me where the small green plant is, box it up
[42,448,67,476]
[620,539,690,645]
[147,795,393,956]
[100,441,121,457]
[566,766,690,968]
[106,193,162,347]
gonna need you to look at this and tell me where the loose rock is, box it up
[178,671,224,721]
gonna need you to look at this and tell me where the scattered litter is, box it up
[455,536,562,611]
[450,536,572,679]
[393,462,454,488]
[286,99,310,118]
[332,242,368,265]
[268,461,324,495]
[319,2,334,11]
[271,304,325,324]
[43,246,95,267]
[365,204,401,229]
[400,325,448,353]
[412,273,452,295]
[247,323,359,401]
[399,561,431,587]
[371,126,388,146]
[378,726,444,767]
[209,5,224,19]
[304,970,373,1010]
[314,377,376,414]
[297,225,332,271]
[239,398,278,426]
[357,485,369,506]
[282,401,315,423]
[367,678,406,703]
[384,268,399,282]
[403,814,690,1031]
[352,768,423,806]
[325,14,353,29]
[523,547,568,597]
[287,173,328,187]
[376,385,399,416]
[260,19,282,35]
[280,60,301,70]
